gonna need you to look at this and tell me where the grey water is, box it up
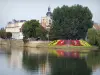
[0,45,100,75]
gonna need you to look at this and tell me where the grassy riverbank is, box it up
[36,45,98,50]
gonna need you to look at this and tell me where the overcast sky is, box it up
[0,0,100,28]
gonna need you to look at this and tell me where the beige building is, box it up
[6,19,26,39]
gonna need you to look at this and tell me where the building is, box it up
[41,6,52,30]
[6,19,26,39]
[93,23,100,30]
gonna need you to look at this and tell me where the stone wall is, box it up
[24,41,49,48]
[0,39,49,48]
[0,39,98,50]
[0,39,24,47]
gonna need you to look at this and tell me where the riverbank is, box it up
[0,39,98,50]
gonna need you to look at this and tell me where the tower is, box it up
[41,6,52,30]
[46,6,52,28]
[46,6,52,17]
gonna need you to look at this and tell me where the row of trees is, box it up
[0,28,12,39]
[22,4,93,41]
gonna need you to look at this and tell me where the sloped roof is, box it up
[93,24,100,30]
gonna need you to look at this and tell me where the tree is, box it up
[0,28,12,39]
[0,28,6,39]
[6,32,12,39]
[22,19,47,40]
[50,5,93,40]
[87,28,100,48]
[36,26,48,40]
[95,30,100,47]
[87,28,97,45]
[22,20,40,39]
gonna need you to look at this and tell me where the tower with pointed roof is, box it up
[41,6,52,30]
[46,6,52,17]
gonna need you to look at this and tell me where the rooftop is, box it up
[8,19,26,24]
[93,23,100,30]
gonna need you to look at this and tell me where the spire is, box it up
[46,6,52,17]
[48,6,51,12]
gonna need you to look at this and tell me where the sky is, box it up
[0,0,100,28]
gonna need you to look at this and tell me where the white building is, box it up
[6,19,26,39]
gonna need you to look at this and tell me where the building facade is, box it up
[41,6,52,30]
[93,23,100,30]
[6,19,26,39]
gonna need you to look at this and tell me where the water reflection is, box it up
[22,48,92,75]
[49,55,92,75]
[49,49,89,58]
[9,48,23,69]
[86,51,100,71]
[0,45,100,75]
[48,49,91,75]
[23,48,51,75]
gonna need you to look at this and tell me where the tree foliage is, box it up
[87,28,97,45]
[36,26,48,40]
[50,5,93,40]
[22,20,39,38]
[0,28,12,39]
[0,28,6,39]
[6,32,12,39]
[22,19,47,40]
[87,28,100,47]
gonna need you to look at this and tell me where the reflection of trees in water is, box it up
[22,50,47,71]
[87,51,100,69]
[22,50,92,75]
[49,55,92,75]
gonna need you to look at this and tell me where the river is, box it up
[0,45,100,75]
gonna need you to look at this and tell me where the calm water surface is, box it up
[0,46,100,75]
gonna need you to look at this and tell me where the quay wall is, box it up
[0,39,49,48]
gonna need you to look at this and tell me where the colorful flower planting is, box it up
[48,40,91,47]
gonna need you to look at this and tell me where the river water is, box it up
[0,46,100,75]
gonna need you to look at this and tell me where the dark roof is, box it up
[46,12,52,16]
[8,20,26,24]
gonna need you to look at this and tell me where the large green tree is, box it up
[22,19,47,40]
[22,20,40,38]
[50,5,93,40]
